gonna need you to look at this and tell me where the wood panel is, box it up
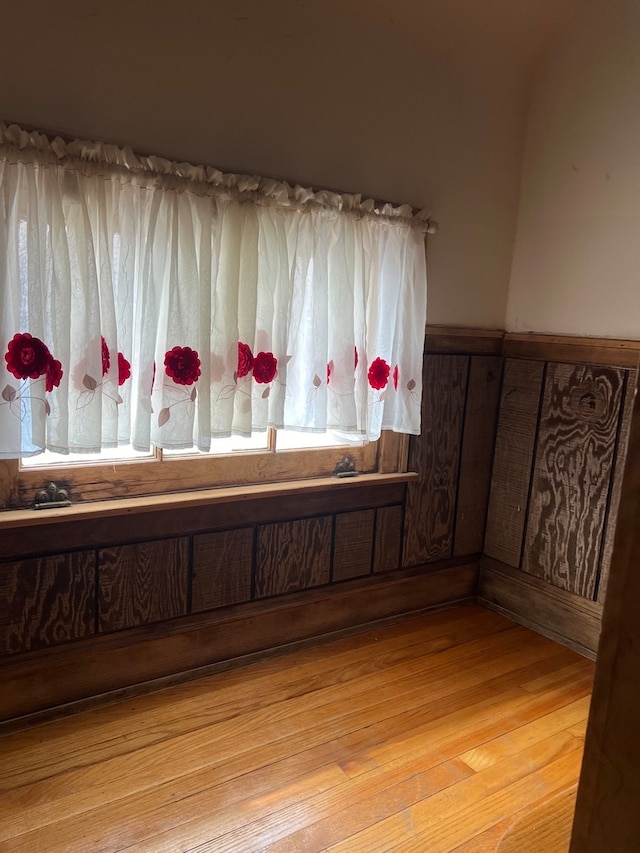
[454,355,503,556]
[373,505,404,573]
[332,510,375,582]
[597,368,636,602]
[523,363,624,599]
[255,517,332,598]
[479,557,603,659]
[0,560,478,722]
[192,528,254,613]
[98,538,189,632]
[0,478,408,560]
[484,359,545,567]
[0,551,95,654]
[403,354,469,566]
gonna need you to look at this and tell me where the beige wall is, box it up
[507,0,640,338]
[0,0,578,331]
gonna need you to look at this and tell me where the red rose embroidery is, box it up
[164,346,201,386]
[253,351,277,384]
[354,347,359,370]
[393,364,399,390]
[237,342,254,378]
[45,357,63,392]
[5,333,52,380]
[101,336,110,376]
[118,352,131,386]
[327,361,333,385]
[367,357,390,390]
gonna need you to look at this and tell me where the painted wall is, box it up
[0,0,577,331]
[507,0,640,338]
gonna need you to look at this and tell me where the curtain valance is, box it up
[0,122,429,459]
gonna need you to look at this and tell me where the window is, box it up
[7,432,397,506]
[0,123,428,508]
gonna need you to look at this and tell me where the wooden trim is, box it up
[0,460,19,511]
[503,333,640,368]
[0,471,415,531]
[0,558,478,723]
[424,326,504,355]
[478,557,603,659]
[377,431,410,474]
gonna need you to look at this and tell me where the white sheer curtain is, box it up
[0,123,429,459]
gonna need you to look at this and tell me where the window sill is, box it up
[0,472,417,533]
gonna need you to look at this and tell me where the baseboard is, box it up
[478,557,603,659]
[0,558,478,724]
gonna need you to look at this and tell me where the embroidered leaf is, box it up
[233,371,238,383]
[1,384,16,402]
[116,394,123,405]
[286,355,292,363]
[190,388,197,402]
[83,374,98,391]
[158,407,171,427]
[241,396,251,413]
[406,378,416,391]
[262,387,270,399]
[313,374,322,387]
[45,399,51,416]
[379,391,386,402]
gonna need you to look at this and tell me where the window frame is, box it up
[0,429,409,510]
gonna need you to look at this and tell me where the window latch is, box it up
[34,481,71,510]
[333,456,358,478]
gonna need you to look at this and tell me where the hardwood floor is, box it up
[0,604,594,852]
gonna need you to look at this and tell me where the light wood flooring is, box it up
[0,604,594,852]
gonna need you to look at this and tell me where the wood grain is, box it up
[0,459,19,511]
[497,785,578,852]
[377,432,410,474]
[192,527,254,612]
[570,381,640,853]
[0,606,592,852]
[373,505,404,573]
[403,354,469,566]
[0,552,95,654]
[332,511,375,582]
[523,363,624,599]
[484,359,545,567]
[596,367,637,602]
[98,538,189,632]
[255,517,332,598]
[479,557,603,659]
[454,355,502,557]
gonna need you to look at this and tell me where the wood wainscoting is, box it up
[0,329,505,724]
[1,328,637,724]
[480,333,638,657]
